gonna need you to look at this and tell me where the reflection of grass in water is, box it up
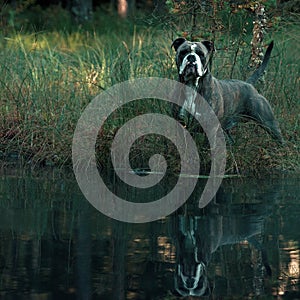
[0,169,75,238]
[0,17,299,174]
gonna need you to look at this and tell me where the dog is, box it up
[171,38,284,144]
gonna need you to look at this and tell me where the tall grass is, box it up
[0,11,299,174]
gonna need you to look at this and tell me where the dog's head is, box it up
[172,38,214,84]
[174,260,211,297]
[173,215,212,297]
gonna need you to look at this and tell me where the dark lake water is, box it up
[0,168,299,299]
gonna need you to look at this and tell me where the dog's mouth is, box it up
[182,64,199,79]
[178,53,206,83]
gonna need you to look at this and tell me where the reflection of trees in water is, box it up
[0,174,299,298]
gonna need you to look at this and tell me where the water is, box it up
[0,168,299,299]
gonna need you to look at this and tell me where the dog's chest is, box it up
[184,87,197,115]
[181,79,225,120]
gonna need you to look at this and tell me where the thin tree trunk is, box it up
[118,0,128,18]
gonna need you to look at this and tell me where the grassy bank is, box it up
[0,11,299,174]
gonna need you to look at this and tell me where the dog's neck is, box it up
[177,73,210,118]
[181,72,212,94]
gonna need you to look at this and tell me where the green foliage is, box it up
[164,0,281,40]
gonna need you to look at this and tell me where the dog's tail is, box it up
[246,41,274,85]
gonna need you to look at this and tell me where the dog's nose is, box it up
[185,277,196,289]
[187,55,196,63]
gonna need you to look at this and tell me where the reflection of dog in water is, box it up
[172,206,272,297]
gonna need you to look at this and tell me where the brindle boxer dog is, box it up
[171,38,284,144]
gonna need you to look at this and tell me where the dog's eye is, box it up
[181,50,189,56]
[196,50,204,58]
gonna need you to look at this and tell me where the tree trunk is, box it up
[118,0,128,18]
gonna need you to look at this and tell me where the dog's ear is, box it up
[171,38,186,51]
[201,40,215,53]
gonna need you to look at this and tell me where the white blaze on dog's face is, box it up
[179,44,206,79]
[175,41,210,85]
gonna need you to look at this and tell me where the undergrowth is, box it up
[0,8,299,175]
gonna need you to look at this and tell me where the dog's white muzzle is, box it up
[179,52,206,78]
